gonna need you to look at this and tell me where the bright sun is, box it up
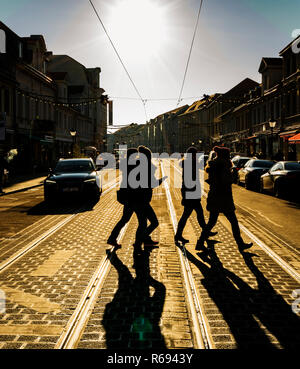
[108,0,167,61]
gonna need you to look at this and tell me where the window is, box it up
[284,162,300,170]
[18,42,23,58]
[270,163,281,172]
[0,29,6,53]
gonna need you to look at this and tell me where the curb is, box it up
[0,183,44,197]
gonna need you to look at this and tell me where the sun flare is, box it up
[108,0,168,61]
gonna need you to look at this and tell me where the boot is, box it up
[238,242,253,252]
[143,236,159,246]
[174,234,189,244]
[107,237,121,248]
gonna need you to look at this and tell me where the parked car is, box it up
[237,159,275,190]
[231,156,251,183]
[260,161,300,198]
[44,158,102,202]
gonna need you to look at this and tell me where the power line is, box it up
[176,0,204,107]
[89,0,148,121]
[109,96,205,102]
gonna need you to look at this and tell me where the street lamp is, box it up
[70,128,77,157]
[269,119,276,158]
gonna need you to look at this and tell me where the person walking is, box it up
[133,145,167,252]
[175,146,217,244]
[196,146,252,252]
[107,148,138,247]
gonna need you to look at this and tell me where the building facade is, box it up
[0,22,109,174]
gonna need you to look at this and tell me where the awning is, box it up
[288,133,300,144]
[246,135,257,140]
[279,130,299,141]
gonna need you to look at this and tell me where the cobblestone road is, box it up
[0,160,299,349]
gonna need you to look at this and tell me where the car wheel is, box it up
[274,181,283,198]
[245,177,251,190]
[44,192,53,203]
[259,180,264,193]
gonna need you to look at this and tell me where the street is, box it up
[0,161,299,349]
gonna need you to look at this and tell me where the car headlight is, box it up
[84,178,96,183]
[45,179,56,184]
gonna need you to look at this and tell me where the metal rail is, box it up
[0,177,119,274]
[170,160,300,283]
[55,221,130,349]
[160,160,213,349]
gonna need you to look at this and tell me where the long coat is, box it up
[180,157,202,206]
[205,158,235,213]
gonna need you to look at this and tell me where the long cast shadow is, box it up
[102,247,166,349]
[181,241,300,349]
[26,197,98,215]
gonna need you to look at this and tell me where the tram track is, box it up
[0,176,120,275]
[169,160,300,283]
[55,219,130,349]
[160,160,213,349]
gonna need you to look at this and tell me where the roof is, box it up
[225,78,259,98]
[259,57,282,73]
[180,94,219,116]
[156,105,188,119]
[280,35,300,55]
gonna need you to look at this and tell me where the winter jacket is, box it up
[205,158,235,213]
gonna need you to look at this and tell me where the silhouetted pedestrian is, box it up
[175,146,217,244]
[196,146,253,251]
[133,146,167,253]
[107,148,138,247]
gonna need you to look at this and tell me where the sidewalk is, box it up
[0,173,47,196]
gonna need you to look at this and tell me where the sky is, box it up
[1,0,300,130]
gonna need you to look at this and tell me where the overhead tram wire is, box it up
[176,0,204,107]
[89,0,148,122]
[109,96,206,102]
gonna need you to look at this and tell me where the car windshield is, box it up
[54,160,94,173]
[284,162,300,170]
[251,160,274,168]
[238,158,250,165]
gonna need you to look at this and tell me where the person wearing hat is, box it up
[107,148,139,247]
[175,146,217,244]
[196,146,252,251]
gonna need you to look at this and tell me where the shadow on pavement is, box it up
[181,240,300,349]
[102,247,166,349]
[26,197,99,215]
